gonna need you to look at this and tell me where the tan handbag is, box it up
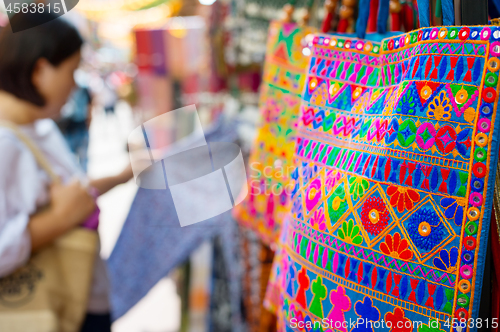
[0,121,98,332]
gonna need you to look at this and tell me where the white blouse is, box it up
[0,119,109,313]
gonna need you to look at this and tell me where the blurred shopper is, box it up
[0,13,133,332]
[57,84,93,172]
[101,77,118,115]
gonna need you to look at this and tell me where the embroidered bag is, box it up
[233,3,316,246]
[276,0,500,329]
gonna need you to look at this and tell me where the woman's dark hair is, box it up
[0,13,83,106]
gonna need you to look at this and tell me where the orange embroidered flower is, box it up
[380,233,413,261]
[427,90,452,121]
[386,185,420,213]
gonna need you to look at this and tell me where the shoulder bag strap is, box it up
[0,120,60,184]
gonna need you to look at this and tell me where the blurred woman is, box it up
[0,13,132,332]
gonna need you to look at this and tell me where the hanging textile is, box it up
[260,1,343,317]
[232,16,316,331]
[260,2,340,318]
[233,20,316,246]
[274,0,500,329]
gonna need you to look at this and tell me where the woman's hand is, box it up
[50,179,96,226]
[29,178,96,252]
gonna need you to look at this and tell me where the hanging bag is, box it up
[277,0,500,328]
[233,0,317,246]
[0,121,98,332]
[262,0,343,314]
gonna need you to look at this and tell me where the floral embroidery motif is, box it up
[380,233,413,261]
[327,184,349,222]
[325,170,342,195]
[427,90,452,121]
[433,247,459,273]
[387,185,420,213]
[349,176,370,200]
[338,219,363,245]
[405,208,446,251]
[310,206,326,231]
[440,197,465,226]
[305,178,322,211]
[397,89,418,115]
[360,197,390,236]
[385,307,413,332]
[351,297,380,332]
[326,285,351,332]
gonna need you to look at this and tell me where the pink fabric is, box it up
[81,188,100,230]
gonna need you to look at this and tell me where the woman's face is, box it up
[32,50,81,118]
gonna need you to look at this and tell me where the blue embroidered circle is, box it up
[406,208,446,251]
[462,250,474,264]
[471,178,484,192]
[480,104,493,117]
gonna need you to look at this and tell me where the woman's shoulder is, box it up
[0,127,34,175]
[0,119,57,143]
[0,119,58,162]
[0,125,26,151]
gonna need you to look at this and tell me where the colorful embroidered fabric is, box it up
[233,21,315,245]
[276,26,500,331]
